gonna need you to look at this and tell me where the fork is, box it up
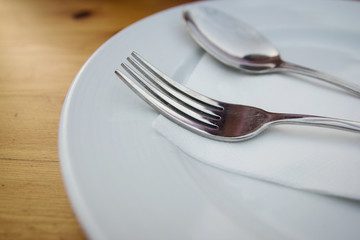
[115,52,360,142]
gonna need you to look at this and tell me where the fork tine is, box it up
[115,64,218,131]
[127,55,220,120]
[131,51,223,110]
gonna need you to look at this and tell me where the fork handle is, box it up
[273,114,360,133]
[278,61,360,97]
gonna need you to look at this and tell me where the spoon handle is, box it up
[278,61,360,97]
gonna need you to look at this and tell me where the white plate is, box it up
[59,1,360,239]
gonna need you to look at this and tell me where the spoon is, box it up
[182,6,360,97]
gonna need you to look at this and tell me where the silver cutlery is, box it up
[183,6,360,97]
[115,52,360,142]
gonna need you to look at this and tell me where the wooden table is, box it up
[0,0,195,239]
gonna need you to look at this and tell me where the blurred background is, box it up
[0,0,196,239]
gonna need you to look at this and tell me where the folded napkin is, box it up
[153,53,360,200]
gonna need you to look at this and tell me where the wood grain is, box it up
[0,0,196,239]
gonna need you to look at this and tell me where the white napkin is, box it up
[153,54,360,200]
